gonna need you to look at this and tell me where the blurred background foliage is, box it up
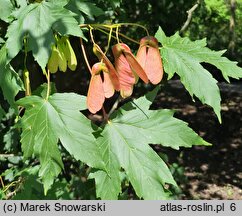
[96,0,242,63]
[0,0,241,199]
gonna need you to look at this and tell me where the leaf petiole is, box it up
[44,68,50,100]
[80,38,92,74]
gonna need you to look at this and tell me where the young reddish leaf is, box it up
[93,44,120,91]
[137,36,163,84]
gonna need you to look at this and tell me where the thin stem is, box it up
[80,38,92,74]
[180,0,200,34]
[89,26,96,45]
[0,176,4,188]
[105,27,113,54]
[108,96,121,117]
[80,23,146,44]
[118,22,149,36]
[102,106,108,122]
[45,69,50,100]
[116,26,120,43]
[23,36,31,96]
[95,27,118,40]
[23,69,31,96]
[24,37,28,68]
[80,23,150,36]
[3,181,17,193]
[96,26,140,44]
[114,30,140,44]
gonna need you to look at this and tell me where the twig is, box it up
[45,69,50,100]
[108,96,121,117]
[4,178,23,200]
[5,191,17,200]
[0,176,4,188]
[0,154,15,158]
[180,1,200,34]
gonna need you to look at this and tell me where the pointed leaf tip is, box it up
[155,27,222,121]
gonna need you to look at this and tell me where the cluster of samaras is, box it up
[48,36,77,73]
[88,36,163,113]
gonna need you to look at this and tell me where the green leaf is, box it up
[124,86,160,111]
[195,49,242,82]
[3,126,20,151]
[65,0,104,23]
[15,0,28,8]
[13,167,72,199]
[92,88,209,199]
[18,95,63,193]
[39,159,63,195]
[32,82,57,98]
[0,38,5,44]
[0,0,14,22]
[95,121,176,200]
[52,9,85,37]
[155,27,222,122]
[6,1,84,68]
[0,190,5,200]
[65,0,85,24]
[0,45,24,108]
[115,108,210,150]
[17,93,104,192]
[48,94,104,169]
[107,0,121,8]
[0,106,5,121]
[47,0,69,7]
[77,1,104,18]
[157,28,242,82]
[89,158,121,200]
[89,135,122,200]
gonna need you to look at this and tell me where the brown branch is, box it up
[180,1,200,34]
